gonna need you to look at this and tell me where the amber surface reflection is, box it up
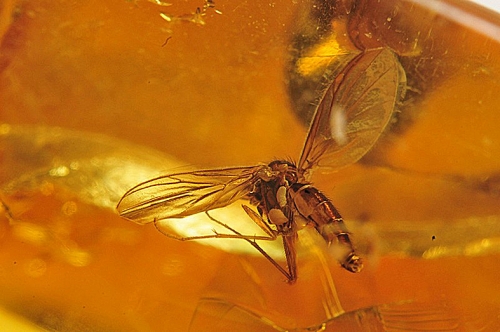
[1,0,500,331]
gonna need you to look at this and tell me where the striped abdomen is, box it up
[291,183,362,273]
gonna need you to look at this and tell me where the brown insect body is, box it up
[290,182,362,273]
[250,160,361,281]
[117,48,406,283]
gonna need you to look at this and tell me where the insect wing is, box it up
[117,165,264,224]
[298,48,407,172]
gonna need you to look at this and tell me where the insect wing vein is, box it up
[117,165,264,224]
[298,47,406,173]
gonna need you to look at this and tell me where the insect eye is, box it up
[285,172,297,184]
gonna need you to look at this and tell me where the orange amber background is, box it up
[1,0,500,331]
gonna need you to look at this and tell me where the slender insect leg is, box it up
[282,233,298,283]
[152,205,278,242]
[240,205,276,238]
[152,210,295,282]
[204,210,277,241]
[206,210,295,282]
[152,217,274,241]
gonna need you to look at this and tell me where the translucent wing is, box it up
[298,47,407,172]
[117,165,265,224]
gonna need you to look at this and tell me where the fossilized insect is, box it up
[117,48,406,283]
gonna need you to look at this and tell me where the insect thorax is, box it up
[245,160,304,229]
[263,160,300,184]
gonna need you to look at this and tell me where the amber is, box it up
[1,0,500,331]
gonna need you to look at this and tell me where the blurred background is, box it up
[1,0,500,330]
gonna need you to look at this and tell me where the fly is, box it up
[117,47,406,283]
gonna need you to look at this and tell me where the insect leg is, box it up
[205,210,277,240]
[239,206,301,282]
[240,236,295,283]
[240,204,276,238]
[152,210,295,282]
[205,210,295,282]
[152,216,274,241]
[282,233,298,283]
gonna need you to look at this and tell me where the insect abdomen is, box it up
[291,183,363,273]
